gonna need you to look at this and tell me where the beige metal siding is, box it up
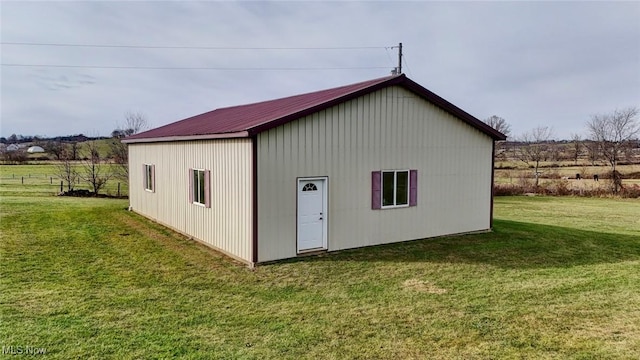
[129,139,253,263]
[257,86,493,262]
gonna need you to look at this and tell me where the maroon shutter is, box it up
[204,170,211,208]
[188,169,194,203]
[409,169,418,206]
[371,171,381,209]
[151,165,156,193]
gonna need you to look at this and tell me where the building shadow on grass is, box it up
[283,220,640,269]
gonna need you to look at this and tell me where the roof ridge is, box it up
[217,74,401,112]
[123,73,506,143]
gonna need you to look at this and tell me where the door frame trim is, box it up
[296,176,328,254]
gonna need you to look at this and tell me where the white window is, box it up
[143,164,155,192]
[382,170,409,208]
[372,169,417,210]
[189,168,210,207]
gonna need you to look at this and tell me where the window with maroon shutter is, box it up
[371,171,381,209]
[373,169,417,209]
[409,169,418,206]
[188,168,194,204]
[204,170,211,208]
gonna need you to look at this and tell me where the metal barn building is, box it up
[123,74,506,266]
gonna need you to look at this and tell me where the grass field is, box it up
[1,183,639,358]
[0,164,128,197]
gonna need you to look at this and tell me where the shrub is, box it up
[544,172,562,179]
[553,180,572,196]
[494,184,523,196]
[494,180,638,198]
[621,184,640,198]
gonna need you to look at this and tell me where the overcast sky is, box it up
[1,1,639,140]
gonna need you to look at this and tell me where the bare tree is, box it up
[1,148,28,164]
[622,140,636,163]
[584,140,600,166]
[548,142,561,162]
[44,140,66,160]
[110,112,149,183]
[69,141,80,160]
[54,146,79,192]
[484,115,512,165]
[569,133,582,165]
[484,115,511,139]
[79,140,111,195]
[517,126,554,187]
[587,107,640,192]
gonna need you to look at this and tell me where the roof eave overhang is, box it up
[122,131,249,144]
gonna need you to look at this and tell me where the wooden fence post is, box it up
[50,177,53,184]
[22,177,24,184]
[117,183,121,197]
[60,181,63,193]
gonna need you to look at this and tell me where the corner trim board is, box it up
[251,135,259,264]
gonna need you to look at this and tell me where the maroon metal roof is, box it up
[124,74,506,142]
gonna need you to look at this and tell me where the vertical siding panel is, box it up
[128,139,253,263]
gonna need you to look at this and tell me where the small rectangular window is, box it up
[144,164,155,192]
[193,169,205,205]
[190,169,210,207]
[381,170,409,208]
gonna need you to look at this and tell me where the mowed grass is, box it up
[1,194,639,359]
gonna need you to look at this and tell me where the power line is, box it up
[1,42,385,50]
[403,54,414,77]
[383,47,396,68]
[0,63,390,71]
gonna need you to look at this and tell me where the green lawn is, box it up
[1,192,639,359]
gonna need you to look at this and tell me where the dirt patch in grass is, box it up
[402,279,447,294]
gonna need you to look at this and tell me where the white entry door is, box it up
[297,178,327,252]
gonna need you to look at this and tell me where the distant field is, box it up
[0,163,128,197]
[20,138,116,161]
[495,163,640,178]
[1,172,639,358]
[495,163,640,192]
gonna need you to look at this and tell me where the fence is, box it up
[0,171,129,197]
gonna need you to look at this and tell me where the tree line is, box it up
[1,112,149,196]
[55,112,149,195]
[486,106,640,193]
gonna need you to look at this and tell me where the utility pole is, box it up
[391,42,403,75]
[397,42,402,74]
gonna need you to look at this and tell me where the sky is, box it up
[1,1,639,140]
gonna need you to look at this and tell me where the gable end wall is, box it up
[256,86,493,262]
